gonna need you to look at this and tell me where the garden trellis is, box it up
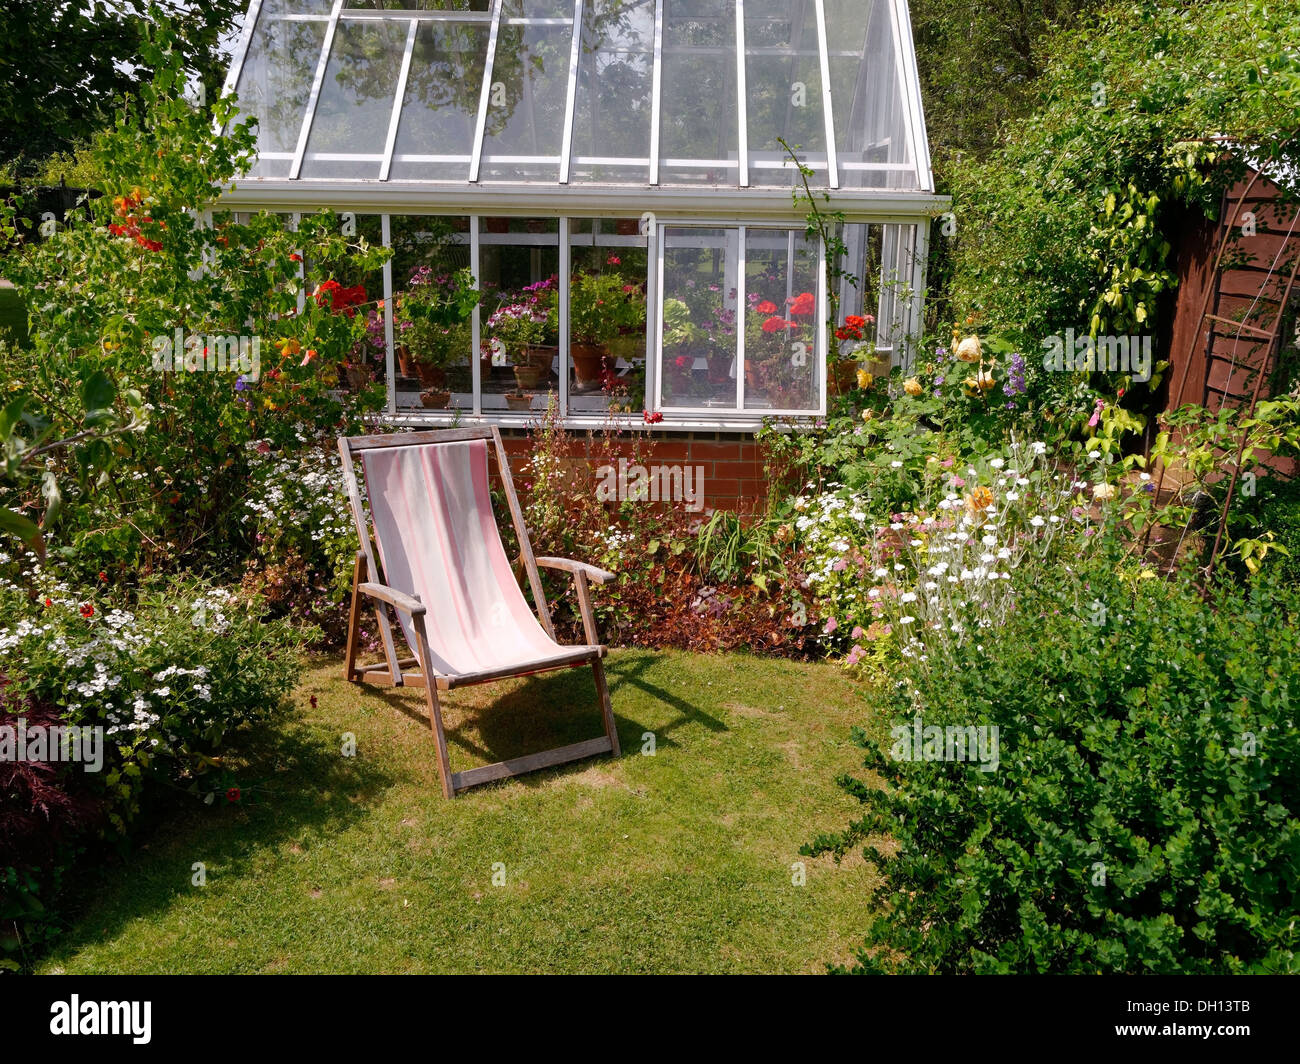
[219,0,945,428]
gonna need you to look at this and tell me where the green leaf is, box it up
[0,507,45,559]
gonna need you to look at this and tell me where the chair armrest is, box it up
[534,556,617,586]
[358,582,426,617]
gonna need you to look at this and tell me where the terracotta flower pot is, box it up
[419,388,451,409]
[615,218,639,236]
[505,392,533,411]
[827,359,858,396]
[416,364,447,388]
[571,341,610,387]
[513,364,546,390]
[397,345,417,378]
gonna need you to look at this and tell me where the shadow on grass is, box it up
[362,651,728,778]
[44,709,393,965]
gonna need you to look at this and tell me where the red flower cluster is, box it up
[756,300,778,315]
[314,280,368,317]
[835,313,874,342]
[761,316,795,333]
[787,291,816,316]
[643,410,663,424]
[107,191,164,252]
[79,603,94,619]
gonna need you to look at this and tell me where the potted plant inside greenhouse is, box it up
[487,279,559,392]
[394,266,479,407]
[568,270,623,391]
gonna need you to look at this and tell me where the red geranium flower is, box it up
[643,410,663,424]
[226,787,241,803]
[789,291,816,316]
[43,597,53,608]
[79,603,94,618]
[756,300,778,315]
[674,355,691,369]
[762,315,791,333]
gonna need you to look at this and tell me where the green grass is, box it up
[39,649,881,974]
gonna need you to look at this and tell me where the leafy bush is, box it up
[0,30,388,579]
[0,554,307,966]
[808,552,1300,973]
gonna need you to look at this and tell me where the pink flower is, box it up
[851,626,866,640]
[823,617,838,635]
[845,645,864,666]
[1088,398,1105,428]
[832,558,848,571]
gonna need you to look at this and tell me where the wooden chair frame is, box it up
[337,426,621,797]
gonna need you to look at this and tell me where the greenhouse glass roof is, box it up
[222,0,934,195]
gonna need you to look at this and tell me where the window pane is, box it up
[743,227,819,411]
[479,219,561,414]
[479,23,574,182]
[659,227,739,410]
[389,216,477,414]
[233,15,329,178]
[834,221,883,360]
[825,0,915,189]
[300,19,410,179]
[745,0,827,186]
[390,20,490,181]
[569,219,649,415]
[659,0,738,185]
[571,0,655,184]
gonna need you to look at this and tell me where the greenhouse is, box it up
[219,0,944,427]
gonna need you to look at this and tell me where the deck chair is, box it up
[338,427,621,797]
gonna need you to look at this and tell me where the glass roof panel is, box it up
[232,12,329,178]
[659,0,739,185]
[825,0,915,189]
[389,19,489,180]
[227,0,932,191]
[571,0,656,184]
[301,17,411,179]
[744,0,827,186]
[478,18,575,182]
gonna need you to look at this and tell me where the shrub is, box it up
[0,554,307,967]
[808,552,1300,973]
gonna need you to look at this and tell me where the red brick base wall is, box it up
[498,429,769,513]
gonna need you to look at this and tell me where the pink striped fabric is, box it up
[361,440,591,678]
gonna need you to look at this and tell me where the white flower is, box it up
[1030,441,1047,455]
[1088,450,1100,460]
[900,592,917,603]
[890,460,903,468]
[989,458,1005,469]
[1092,482,1117,501]
[899,616,915,625]
[1030,516,1045,527]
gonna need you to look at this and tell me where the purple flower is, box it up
[234,375,248,391]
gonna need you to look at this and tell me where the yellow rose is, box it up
[856,369,873,389]
[862,408,875,422]
[903,376,923,396]
[956,336,982,362]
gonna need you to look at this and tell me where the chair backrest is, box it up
[338,428,556,678]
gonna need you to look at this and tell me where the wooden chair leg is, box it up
[414,614,454,798]
[592,658,620,758]
[343,551,365,683]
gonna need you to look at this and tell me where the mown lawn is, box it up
[39,649,881,974]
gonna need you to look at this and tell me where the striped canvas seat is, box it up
[361,439,601,680]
